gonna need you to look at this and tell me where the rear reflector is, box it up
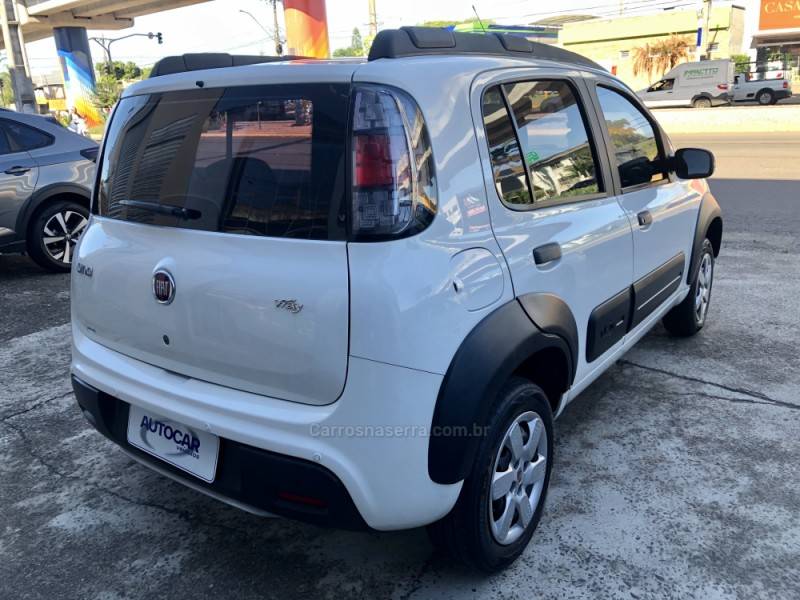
[278,491,327,507]
[717,83,729,91]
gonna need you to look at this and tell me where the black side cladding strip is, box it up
[630,252,685,329]
[586,287,632,363]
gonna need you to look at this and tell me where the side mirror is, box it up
[672,148,714,179]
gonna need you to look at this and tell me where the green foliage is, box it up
[95,60,142,81]
[0,69,13,107]
[351,28,363,52]
[332,46,361,57]
[417,19,488,28]
[731,54,751,73]
[93,74,121,109]
[333,27,365,57]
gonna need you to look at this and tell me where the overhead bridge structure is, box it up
[0,0,212,115]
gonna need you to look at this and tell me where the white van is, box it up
[638,59,734,108]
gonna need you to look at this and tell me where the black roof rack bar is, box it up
[368,27,604,72]
[149,53,307,78]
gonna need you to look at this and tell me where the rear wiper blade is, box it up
[118,199,201,220]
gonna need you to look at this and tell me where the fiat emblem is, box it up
[152,270,175,304]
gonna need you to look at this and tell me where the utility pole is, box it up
[703,0,713,59]
[271,0,283,55]
[696,0,712,61]
[368,0,377,38]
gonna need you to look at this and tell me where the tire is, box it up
[757,89,774,106]
[426,377,554,572]
[663,239,715,337]
[692,96,712,109]
[27,200,89,273]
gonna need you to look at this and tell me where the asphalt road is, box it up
[2,133,799,600]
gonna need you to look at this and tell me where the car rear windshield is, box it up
[95,83,350,240]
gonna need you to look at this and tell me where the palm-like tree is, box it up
[632,34,693,79]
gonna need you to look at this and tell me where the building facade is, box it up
[748,0,800,67]
[558,5,746,90]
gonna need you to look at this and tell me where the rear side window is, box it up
[595,86,666,188]
[482,87,531,206]
[2,120,53,151]
[96,83,350,240]
[482,80,601,207]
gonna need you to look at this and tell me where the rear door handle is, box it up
[4,166,31,176]
[637,210,653,228]
[533,242,562,266]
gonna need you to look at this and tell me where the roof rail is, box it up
[368,27,604,71]
[149,53,305,78]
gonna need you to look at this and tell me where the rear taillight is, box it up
[717,83,729,91]
[350,85,437,239]
[784,81,789,89]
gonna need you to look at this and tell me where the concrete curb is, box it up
[652,105,800,135]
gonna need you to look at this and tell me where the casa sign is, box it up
[760,0,800,30]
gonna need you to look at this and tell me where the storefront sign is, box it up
[760,0,800,30]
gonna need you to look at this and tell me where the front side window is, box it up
[649,79,675,92]
[596,85,666,188]
[504,80,601,203]
[96,83,349,240]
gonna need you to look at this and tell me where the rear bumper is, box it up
[71,324,462,530]
[775,89,792,100]
[73,375,368,529]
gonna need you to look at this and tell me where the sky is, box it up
[21,0,750,77]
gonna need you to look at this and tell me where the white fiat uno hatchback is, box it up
[71,28,722,571]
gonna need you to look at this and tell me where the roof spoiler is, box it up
[368,27,604,71]
[149,53,307,78]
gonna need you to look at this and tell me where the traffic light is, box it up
[156,32,163,44]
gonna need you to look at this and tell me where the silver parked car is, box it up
[0,109,97,272]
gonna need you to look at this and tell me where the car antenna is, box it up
[472,5,487,33]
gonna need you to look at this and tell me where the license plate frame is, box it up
[127,404,219,483]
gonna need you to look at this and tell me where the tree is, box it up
[418,19,489,28]
[333,46,361,57]
[632,34,693,79]
[0,69,14,107]
[95,60,143,81]
[731,53,751,74]
[351,28,363,53]
[93,73,121,109]
[332,27,365,57]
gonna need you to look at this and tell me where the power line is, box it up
[477,0,695,23]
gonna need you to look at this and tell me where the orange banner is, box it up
[283,0,330,58]
[760,0,800,30]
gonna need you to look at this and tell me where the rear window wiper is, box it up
[118,199,202,220]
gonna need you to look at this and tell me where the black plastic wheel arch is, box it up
[688,192,722,284]
[428,298,575,485]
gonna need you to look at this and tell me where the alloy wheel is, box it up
[42,210,88,265]
[694,252,713,324]
[489,411,548,546]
